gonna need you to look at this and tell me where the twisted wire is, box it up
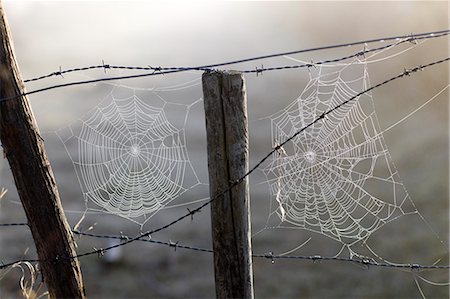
[22,30,449,82]
[0,222,27,227]
[1,226,447,270]
[0,30,447,103]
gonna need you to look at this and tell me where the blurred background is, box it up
[0,1,448,298]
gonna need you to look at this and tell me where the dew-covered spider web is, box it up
[56,84,203,226]
[261,58,419,246]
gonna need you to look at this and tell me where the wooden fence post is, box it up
[0,3,85,298]
[202,71,254,299]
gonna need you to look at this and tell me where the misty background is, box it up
[0,1,448,298]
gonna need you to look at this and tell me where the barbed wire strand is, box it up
[1,227,448,270]
[21,37,399,82]
[0,222,27,227]
[0,56,448,270]
[0,30,448,103]
[22,30,449,83]
[73,231,450,270]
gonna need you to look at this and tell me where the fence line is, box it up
[1,225,448,270]
[0,57,448,270]
[0,29,447,103]
[0,222,27,227]
[22,30,449,83]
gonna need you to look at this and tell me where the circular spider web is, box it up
[262,59,416,245]
[57,88,199,224]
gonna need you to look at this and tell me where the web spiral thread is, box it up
[263,58,416,245]
[56,88,199,224]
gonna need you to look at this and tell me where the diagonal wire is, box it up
[0,30,447,103]
[241,32,449,74]
[22,30,449,82]
[69,56,450,260]
[1,56,448,269]
[20,37,397,82]
[73,230,213,254]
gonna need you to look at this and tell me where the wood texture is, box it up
[0,3,85,298]
[203,71,254,299]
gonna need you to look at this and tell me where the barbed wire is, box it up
[253,254,450,270]
[19,39,399,83]
[70,231,450,270]
[242,32,449,75]
[0,222,27,227]
[22,30,449,83]
[73,230,213,254]
[1,226,448,270]
[0,30,448,103]
[0,56,448,270]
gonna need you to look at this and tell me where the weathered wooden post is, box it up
[0,3,85,298]
[202,71,254,299]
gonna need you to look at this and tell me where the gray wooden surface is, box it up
[203,71,254,299]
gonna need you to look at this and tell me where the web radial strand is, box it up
[263,58,412,244]
[60,90,195,222]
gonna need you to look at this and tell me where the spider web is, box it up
[262,58,417,246]
[56,86,202,225]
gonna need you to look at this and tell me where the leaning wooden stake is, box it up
[0,3,85,298]
[202,71,254,299]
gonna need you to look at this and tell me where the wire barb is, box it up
[150,66,163,75]
[52,66,64,78]
[264,251,275,264]
[311,255,322,263]
[119,232,129,242]
[273,140,287,156]
[102,60,110,73]
[407,33,418,44]
[93,247,105,258]
[410,264,421,271]
[169,240,179,252]
[186,208,195,222]
[361,258,372,270]
[402,68,412,76]
[356,44,368,58]
[255,64,264,76]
